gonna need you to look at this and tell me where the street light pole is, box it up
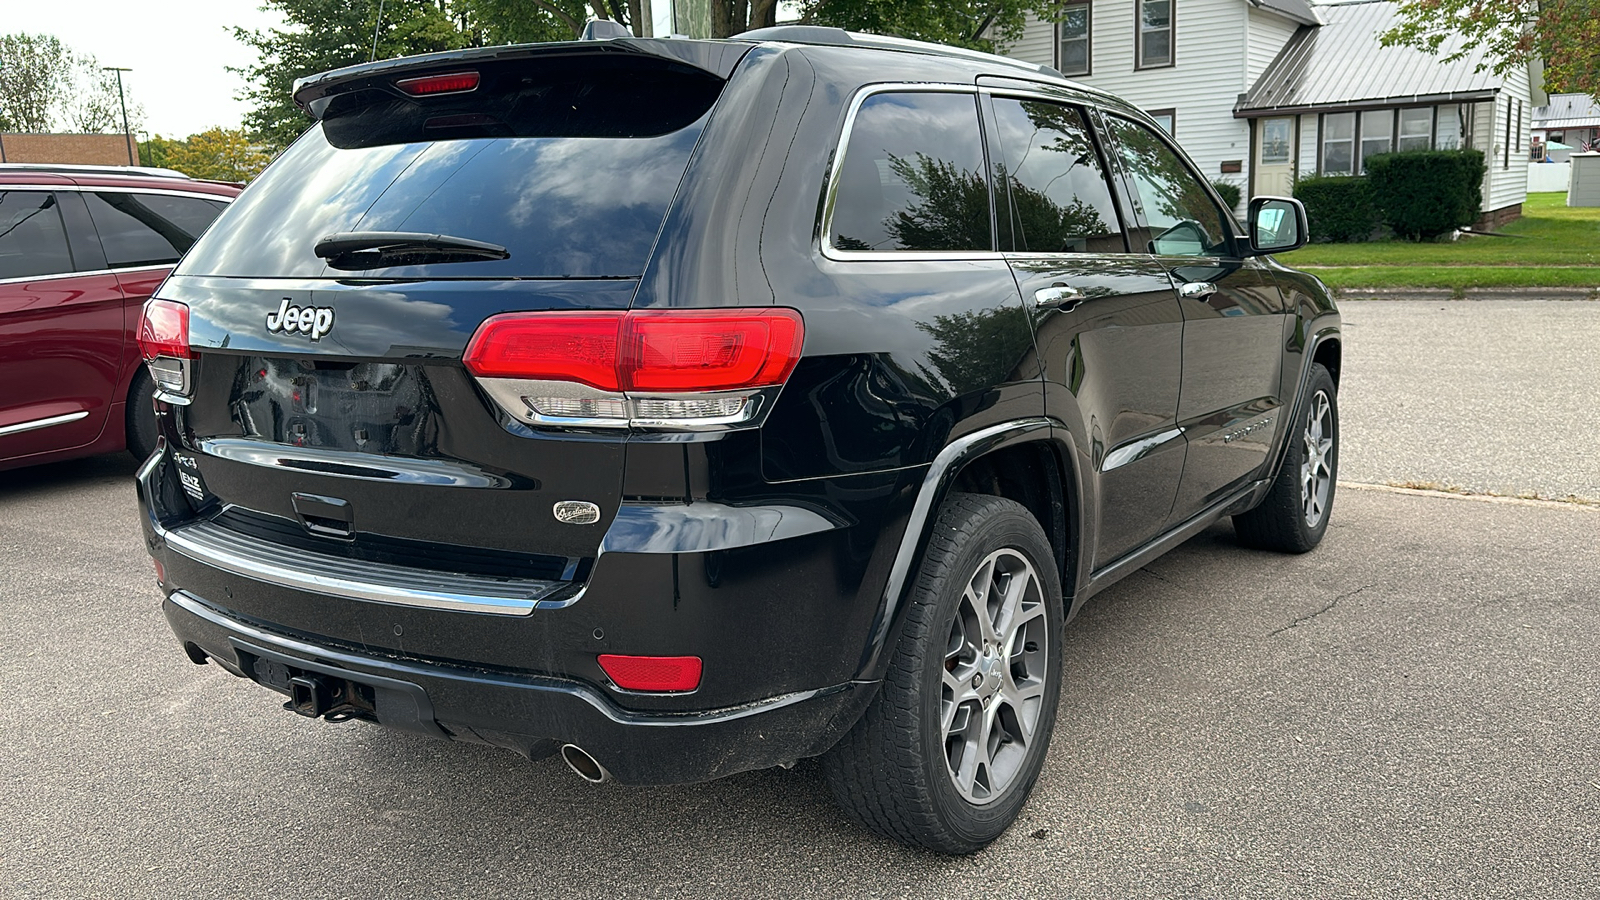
[101,66,134,166]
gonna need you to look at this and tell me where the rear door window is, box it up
[990,98,1126,253]
[0,191,75,280]
[829,91,993,253]
[84,192,228,268]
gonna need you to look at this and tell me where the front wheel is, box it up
[1233,363,1338,552]
[823,493,1063,854]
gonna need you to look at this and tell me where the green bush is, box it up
[1364,149,1487,240]
[1292,174,1379,242]
[1211,180,1242,210]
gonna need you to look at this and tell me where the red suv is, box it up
[0,164,239,470]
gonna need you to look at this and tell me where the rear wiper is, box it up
[313,231,510,270]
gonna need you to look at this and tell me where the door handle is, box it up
[1034,284,1085,309]
[1178,281,1218,301]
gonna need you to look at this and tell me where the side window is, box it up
[990,98,1125,253]
[0,191,75,280]
[830,91,993,253]
[83,192,227,268]
[1105,116,1232,257]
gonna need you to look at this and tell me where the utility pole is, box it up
[102,66,134,166]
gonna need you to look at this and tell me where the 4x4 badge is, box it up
[266,298,335,341]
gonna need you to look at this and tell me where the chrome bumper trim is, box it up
[163,519,561,616]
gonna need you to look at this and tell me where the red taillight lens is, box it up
[624,310,803,392]
[138,299,190,360]
[462,308,804,393]
[597,654,703,692]
[463,312,625,391]
[396,71,480,96]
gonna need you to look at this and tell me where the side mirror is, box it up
[1246,196,1308,255]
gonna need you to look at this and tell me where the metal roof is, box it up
[1236,0,1502,117]
[1248,0,1321,27]
[1533,94,1600,130]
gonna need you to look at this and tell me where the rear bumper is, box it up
[164,588,870,784]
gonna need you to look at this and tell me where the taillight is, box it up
[463,308,803,430]
[626,311,802,392]
[138,298,192,395]
[138,298,190,360]
[395,71,480,96]
[597,654,703,693]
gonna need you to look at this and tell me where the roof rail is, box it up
[0,162,191,180]
[735,26,1066,80]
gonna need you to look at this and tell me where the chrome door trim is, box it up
[819,82,1002,263]
[0,410,90,437]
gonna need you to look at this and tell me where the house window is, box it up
[1137,0,1173,68]
[1057,3,1091,76]
[1321,112,1355,175]
[1397,107,1432,152]
[1435,104,1465,149]
[1147,108,1176,135]
[1359,109,1393,172]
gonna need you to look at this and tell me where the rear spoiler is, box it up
[292,39,751,119]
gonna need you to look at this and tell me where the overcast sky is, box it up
[6,0,290,138]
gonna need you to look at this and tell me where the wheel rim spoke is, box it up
[1299,389,1335,528]
[941,547,1050,806]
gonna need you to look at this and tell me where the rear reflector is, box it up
[396,71,481,96]
[138,298,191,361]
[597,654,703,692]
[463,308,803,393]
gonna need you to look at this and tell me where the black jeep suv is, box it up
[136,26,1341,853]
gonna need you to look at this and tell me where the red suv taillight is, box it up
[138,298,192,395]
[463,308,803,429]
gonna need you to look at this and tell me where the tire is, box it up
[1233,363,1338,553]
[125,366,160,463]
[823,493,1063,854]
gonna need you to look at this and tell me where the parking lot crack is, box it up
[1268,583,1375,637]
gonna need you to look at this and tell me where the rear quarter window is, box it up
[85,192,228,268]
[828,91,993,253]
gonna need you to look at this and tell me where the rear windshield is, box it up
[176,56,723,280]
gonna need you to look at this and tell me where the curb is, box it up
[1335,286,1600,301]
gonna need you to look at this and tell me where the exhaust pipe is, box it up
[560,744,613,783]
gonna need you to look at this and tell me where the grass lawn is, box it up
[1276,192,1600,291]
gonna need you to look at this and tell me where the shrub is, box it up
[1211,179,1242,210]
[1364,149,1487,240]
[1292,174,1379,242]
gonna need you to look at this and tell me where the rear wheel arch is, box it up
[948,438,1079,610]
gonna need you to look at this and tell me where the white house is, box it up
[1532,94,1600,152]
[1003,0,1538,224]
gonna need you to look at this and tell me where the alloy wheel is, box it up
[1300,389,1334,528]
[939,548,1050,805]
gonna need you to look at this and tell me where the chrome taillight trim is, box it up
[473,377,775,432]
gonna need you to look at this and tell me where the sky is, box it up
[6,0,290,138]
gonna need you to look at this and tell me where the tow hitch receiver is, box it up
[286,675,330,718]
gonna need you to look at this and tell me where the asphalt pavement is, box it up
[2,300,1597,898]
[1337,299,1600,501]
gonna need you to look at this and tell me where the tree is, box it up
[233,0,473,150]
[1380,0,1600,100]
[164,128,274,182]
[0,33,144,133]
[803,0,1066,51]
[138,135,185,170]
